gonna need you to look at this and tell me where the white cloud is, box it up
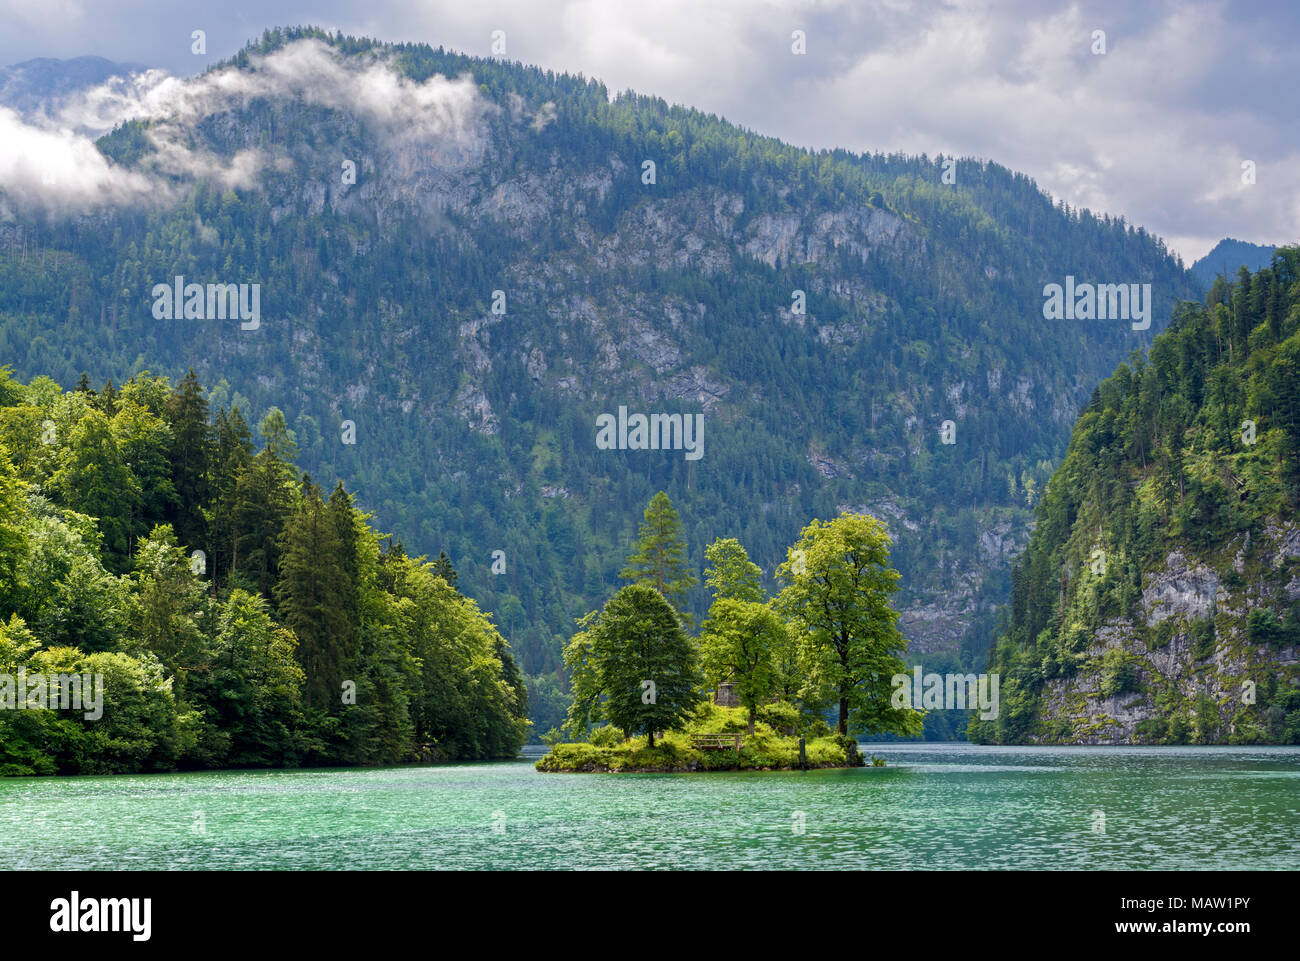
[0,104,160,212]
[2,1,1297,258]
[0,38,490,216]
[379,0,1300,260]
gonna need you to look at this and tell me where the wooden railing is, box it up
[692,734,744,751]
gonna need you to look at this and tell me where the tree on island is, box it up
[620,491,697,623]
[702,537,765,603]
[776,513,921,738]
[566,584,701,748]
[700,598,786,735]
[699,537,785,734]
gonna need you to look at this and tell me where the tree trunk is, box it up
[838,698,849,735]
[648,730,655,749]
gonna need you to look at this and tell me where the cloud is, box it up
[368,0,1300,261]
[0,38,490,216]
[1,2,1297,258]
[0,104,160,213]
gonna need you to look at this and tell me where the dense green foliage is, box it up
[700,598,787,734]
[553,495,920,758]
[971,250,1300,744]
[776,514,922,736]
[536,703,858,772]
[582,583,701,747]
[0,28,1201,740]
[618,491,698,622]
[0,368,528,775]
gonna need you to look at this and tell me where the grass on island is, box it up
[536,703,870,772]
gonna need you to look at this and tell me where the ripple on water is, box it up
[2,745,1298,869]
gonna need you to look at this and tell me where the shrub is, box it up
[757,700,799,734]
[1189,617,1217,660]
[803,718,832,739]
[588,724,625,747]
[1099,648,1142,697]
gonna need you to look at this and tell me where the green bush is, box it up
[588,724,625,747]
[757,700,799,734]
[535,704,860,771]
[1146,619,1175,651]
[1099,648,1142,697]
[1189,618,1217,661]
[804,718,832,739]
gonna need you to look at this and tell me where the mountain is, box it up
[0,56,149,118]
[1191,238,1279,291]
[0,27,1202,736]
[970,250,1300,745]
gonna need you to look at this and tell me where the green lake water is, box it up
[3,744,1297,869]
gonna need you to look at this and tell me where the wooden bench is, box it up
[692,734,744,751]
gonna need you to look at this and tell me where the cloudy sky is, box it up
[2,0,1296,263]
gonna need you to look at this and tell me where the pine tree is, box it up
[96,378,119,416]
[211,407,254,587]
[233,446,295,597]
[327,481,363,637]
[275,479,355,710]
[620,491,697,620]
[431,550,458,588]
[164,369,212,552]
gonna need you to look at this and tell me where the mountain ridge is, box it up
[0,27,1203,735]
[1190,237,1280,291]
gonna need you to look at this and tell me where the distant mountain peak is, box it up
[1190,237,1280,290]
[0,55,151,118]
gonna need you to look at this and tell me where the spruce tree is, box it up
[211,407,254,587]
[164,369,212,552]
[233,446,295,597]
[275,479,355,710]
[619,491,697,620]
[431,550,458,589]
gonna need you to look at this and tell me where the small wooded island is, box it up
[537,701,868,773]
[537,493,920,773]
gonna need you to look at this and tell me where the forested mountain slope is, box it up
[0,28,1200,731]
[0,368,529,775]
[971,251,1300,744]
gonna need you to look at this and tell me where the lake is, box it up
[4,743,1297,870]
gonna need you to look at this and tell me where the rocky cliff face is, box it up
[971,249,1300,746]
[1032,523,1300,744]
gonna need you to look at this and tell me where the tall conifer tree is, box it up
[620,491,697,621]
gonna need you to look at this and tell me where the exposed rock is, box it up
[1142,552,1220,625]
[1030,522,1300,743]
